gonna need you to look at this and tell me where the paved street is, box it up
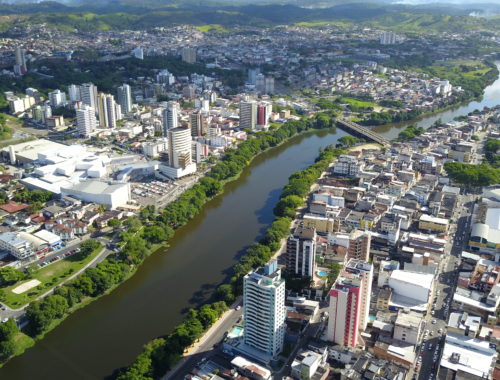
[166,301,244,380]
[416,193,475,380]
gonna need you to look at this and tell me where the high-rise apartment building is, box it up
[348,230,371,261]
[68,84,81,102]
[168,126,192,169]
[380,31,397,45]
[14,46,27,75]
[80,83,98,110]
[76,105,96,137]
[133,46,144,60]
[257,102,272,128]
[265,77,275,94]
[243,260,286,357]
[48,89,67,108]
[117,84,132,114]
[189,111,207,137]
[286,225,317,277]
[181,47,197,64]
[327,259,373,347]
[162,101,179,136]
[240,100,257,130]
[97,93,118,128]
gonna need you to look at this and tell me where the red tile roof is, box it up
[0,201,28,214]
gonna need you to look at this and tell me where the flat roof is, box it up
[33,230,62,245]
[440,333,497,378]
[390,270,434,290]
[453,293,496,313]
[419,214,449,225]
[2,139,66,162]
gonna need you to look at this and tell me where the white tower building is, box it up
[80,83,98,110]
[76,105,96,137]
[243,260,286,358]
[239,100,257,130]
[162,101,179,136]
[117,84,132,114]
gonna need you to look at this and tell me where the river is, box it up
[373,62,500,139]
[1,63,499,380]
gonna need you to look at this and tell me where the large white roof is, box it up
[390,270,434,290]
[440,333,497,378]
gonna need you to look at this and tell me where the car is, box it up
[1,318,8,323]
[235,305,241,311]
[429,331,434,336]
[438,328,443,334]
[428,344,433,351]
[432,319,437,324]
[425,329,429,335]
[431,310,435,316]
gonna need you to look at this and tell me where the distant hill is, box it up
[0,1,498,34]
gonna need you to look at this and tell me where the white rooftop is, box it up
[440,333,497,378]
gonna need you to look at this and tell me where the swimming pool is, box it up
[317,271,328,277]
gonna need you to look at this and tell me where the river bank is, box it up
[1,62,500,380]
[0,116,340,372]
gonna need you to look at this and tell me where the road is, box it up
[0,237,112,323]
[416,193,475,380]
[166,301,244,380]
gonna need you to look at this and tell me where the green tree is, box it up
[107,218,121,230]
[337,135,359,148]
[214,284,235,303]
[0,267,25,287]
[123,217,142,233]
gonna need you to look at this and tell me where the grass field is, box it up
[195,24,229,33]
[1,247,102,309]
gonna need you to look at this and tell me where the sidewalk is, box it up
[163,299,241,380]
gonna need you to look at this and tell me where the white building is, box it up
[440,333,497,380]
[243,260,286,358]
[60,180,131,210]
[0,232,47,260]
[393,310,423,345]
[380,31,397,45]
[162,101,179,136]
[333,155,363,177]
[48,89,67,108]
[68,84,81,102]
[133,46,144,60]
[76,105,97,137]
[160,126,196,178]
[388,270,434,310]
[117,84,132,114]
[80,83,98,109]
[240,100,257,130]
[181,47,196,64]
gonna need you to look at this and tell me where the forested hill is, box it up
[0,2,498,34]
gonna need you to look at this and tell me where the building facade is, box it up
[286,225,317,277]
[243,260,286,357]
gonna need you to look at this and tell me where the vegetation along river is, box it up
[1,62,499,380]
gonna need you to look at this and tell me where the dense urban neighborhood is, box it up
[0,1,498,380]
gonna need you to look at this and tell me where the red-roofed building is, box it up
[0,201,28,214]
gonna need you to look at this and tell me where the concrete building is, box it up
[0,232,35,259]
[327,259,373,346]
[333,155,363,177]
[189,111,207,136]
[286,225,317,277]
[60,180,131,210]
[68,84,80,102]
[160,126,196,178]
[388,270,434,311]
[348,230,371,262]
[439,333,497,380]
[14,46,27,75]
[162,101,179,136]
[97,93,118,128]
[243,260,286,358]
[380,31,397,45]
[240,100,257,130]
[231,356,271,380]
[418,214,449,233]
[117,84,132,114]
[133,46,144,60]
[181,47,196,64]
[76,105,97,137]
[48,89,67,108]
[80,83,98,110]
[393,310,423,345]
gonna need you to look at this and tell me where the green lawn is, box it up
[1,247,102,309]
[195,24,229,33]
